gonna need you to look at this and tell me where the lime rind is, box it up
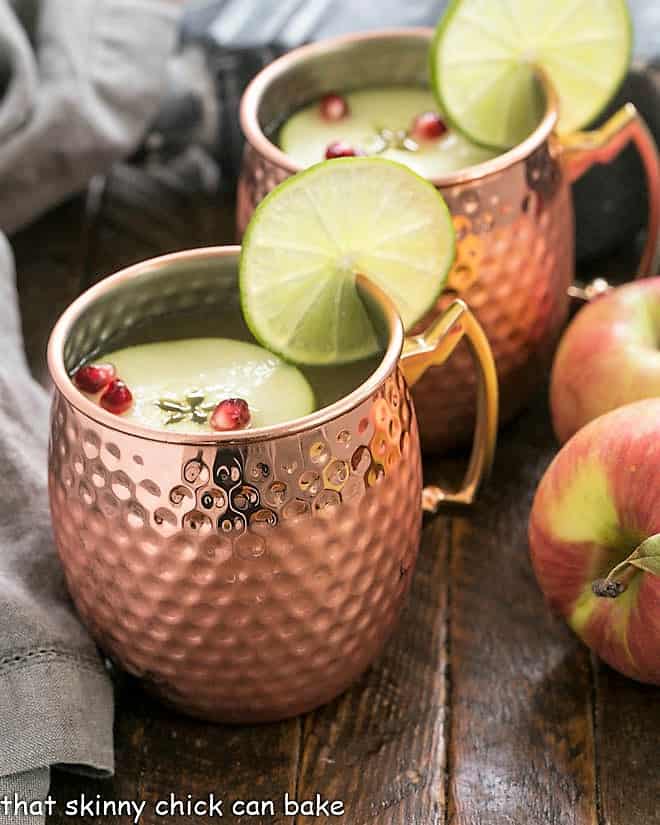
[239,157,455,365]
[430,0,633,150]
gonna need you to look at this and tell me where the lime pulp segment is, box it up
[239,157,456,365]
[431,0,632,149]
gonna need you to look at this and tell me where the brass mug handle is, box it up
[560,103,660,290]
[400,300,499,512]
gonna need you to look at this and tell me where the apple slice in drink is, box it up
[92,337,315,431]
[280,87,497,176]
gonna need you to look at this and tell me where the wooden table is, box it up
[13,167,659,825]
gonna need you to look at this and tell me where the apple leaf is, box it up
[627,534,660,577]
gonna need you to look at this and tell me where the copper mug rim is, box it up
[239,26,559,187]
[47,245,406,446]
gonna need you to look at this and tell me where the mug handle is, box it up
[560,103,660,291]
[400,300,499,512]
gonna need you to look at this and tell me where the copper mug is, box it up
[238,28,660,452]
[47,246,497,722]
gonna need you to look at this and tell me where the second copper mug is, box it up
[47,246,498,722]
[238,28,660,452]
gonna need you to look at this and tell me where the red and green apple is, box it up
[550,277,660,444]
[529,399,660,684]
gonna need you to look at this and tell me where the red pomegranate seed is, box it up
[210,398,251,432]
[100,378,133,415]
[73,362,116,394]
[319,92,349,121]
[325,140,359,159]
[410,111,448,141]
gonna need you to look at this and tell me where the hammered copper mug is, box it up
[237,28,660,457]
[47,246,497,722]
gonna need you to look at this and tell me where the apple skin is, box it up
[550,277,660,444]
[529,399,660,684]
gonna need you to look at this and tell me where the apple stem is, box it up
[592,533,660,598]
[592,553,642,599]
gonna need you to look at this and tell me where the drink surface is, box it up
[101,337,315,432]
[279,86,498,177]
[92,308,380,432]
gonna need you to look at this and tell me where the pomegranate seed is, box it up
[410,111,448,141]
[325,140,359,159]
[100,378,133,415]
[319,92,349,121]
[73,362,116,394]
[210,398,251,432]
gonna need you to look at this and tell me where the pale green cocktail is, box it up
[75,303,382,433]
[100,338,315,432]
[279,86,497,177]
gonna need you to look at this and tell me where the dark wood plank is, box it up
[293,517,450,825]
[596,663,660,825]
[11,158,233,383]
[81,163,236,288]
[12,196,86,387]
[49,683,301,824]
[446,395,598,825]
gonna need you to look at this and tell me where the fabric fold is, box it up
[0,229,114,822]
[0,656,114,779]
[0,0,181,234]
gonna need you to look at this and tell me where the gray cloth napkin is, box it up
[0,0,182,234]
[0,234,115,823]
[0,1,181,821]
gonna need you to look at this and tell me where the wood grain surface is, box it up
[10,163,658,825]
[446,412,598,825]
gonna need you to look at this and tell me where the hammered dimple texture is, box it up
[237,140,574,452]
[49,369,422,722]
[237,145,290,237]
[412,142,574,451]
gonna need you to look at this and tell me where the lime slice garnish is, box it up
[430,0,632,149]
[239,157,455,365]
